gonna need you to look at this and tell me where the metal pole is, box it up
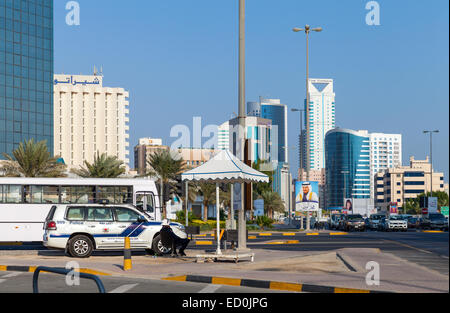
[237,0,248,251]
[185,181,189,226]
[305,29,310,181]
[430,132,433,198]
[216,183,221,255]
[230,183,234,229]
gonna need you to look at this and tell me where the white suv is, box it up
[43,204,187,258]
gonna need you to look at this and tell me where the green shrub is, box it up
[175,210,194,225]
[255,215,274,230]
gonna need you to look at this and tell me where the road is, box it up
[0,271,288,294]
[0,230,448,293]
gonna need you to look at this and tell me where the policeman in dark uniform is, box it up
[160,219,190,257]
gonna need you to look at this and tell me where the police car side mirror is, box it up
[137,216,147,223]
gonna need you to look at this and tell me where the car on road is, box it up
[379,215,408,232]
[368,214,386,230]
[407,216,419,229]
[43,203,188,258]
[420,213,448,231]
[339,214,366,232]
[330,214,344,230]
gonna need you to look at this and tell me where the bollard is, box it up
[123,237,132,271]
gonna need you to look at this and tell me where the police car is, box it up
[43,203,187,258]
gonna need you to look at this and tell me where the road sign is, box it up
[440,206,449,217]
[428,197,438,213]
[422,208,428,215]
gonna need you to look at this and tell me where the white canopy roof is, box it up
[181,150,269,184]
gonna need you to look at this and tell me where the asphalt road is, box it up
[0,230,448,293]
[0,271,288,294]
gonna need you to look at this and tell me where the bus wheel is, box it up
[68,235,93,258]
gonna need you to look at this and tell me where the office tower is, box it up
[0,0,54,157]
[369,133,402,198]
[375,157,444,212]
[325,128,371,208]
[259,98,288,164]
[217,121,229,151]
[301,79,335,172]
[53,73,130,170]
[229,115,272,164]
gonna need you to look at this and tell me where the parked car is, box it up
[339,214,365,232]
[368,214,386,230]
[380,215,408,232]
[420,213,448,231]
[43,203,187,257]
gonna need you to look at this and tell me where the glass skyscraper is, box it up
[0,0,53,158]
[325,128,371,208]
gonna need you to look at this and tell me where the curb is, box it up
[0,264,111,276]
[162,275,390,293]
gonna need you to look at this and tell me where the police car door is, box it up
[113,207,148,249]
[85,207,115,248]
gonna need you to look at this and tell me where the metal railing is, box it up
[32,266,106,293]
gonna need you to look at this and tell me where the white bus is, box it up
[0,177,161,242]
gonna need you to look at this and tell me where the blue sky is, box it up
[54,0,449,180]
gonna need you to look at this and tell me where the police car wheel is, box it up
[69,235,93,258]
[152,234,171,256]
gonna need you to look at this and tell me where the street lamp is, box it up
[292,25,322,181]
[291,108,305,180]
[423,130,439,198]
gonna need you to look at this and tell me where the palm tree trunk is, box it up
[203,201,208,222]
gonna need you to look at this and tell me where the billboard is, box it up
[428,197,438,213]
[295,181,319,212]
[344,198,353,214]
[253,199,264,217]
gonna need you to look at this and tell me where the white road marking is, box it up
[108,283,139,293]
[1,272,23,278]
[0,279,5,284]
[198,284,222,293]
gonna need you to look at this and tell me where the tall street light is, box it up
[423,130,439,198]
[291,108,305,180]
[293,25,322,182]
[341,170,350,210]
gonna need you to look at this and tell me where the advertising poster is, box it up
[428,197,438,213]
[344,198,353,213]
[295,181,319,212]
[253,199,264,217]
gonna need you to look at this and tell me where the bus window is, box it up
[115,186,133,204]
[97,186,115,203]
[60,186,95,204]
[4,185,21,203]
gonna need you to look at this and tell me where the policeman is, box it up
[160,219,190,257]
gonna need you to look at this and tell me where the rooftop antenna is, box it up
[93,65,98,76]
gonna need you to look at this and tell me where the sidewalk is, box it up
[0,247,447,293]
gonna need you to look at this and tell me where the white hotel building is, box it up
[302,78,336,172]
[53,74,130,170]
[369,133,402,198]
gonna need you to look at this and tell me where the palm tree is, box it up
[71,152,126,178]
[1,139,67,177]
[261,190,285,219]
[252,160,274,199]
[198,183,217,222]
[146,150,185,219]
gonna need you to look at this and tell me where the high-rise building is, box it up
[369,133,402,198]
[217,121,229,151]
[53,73,130,170]
[374,157,445,212]
[259,98,288,164]
[0,0,54,157]
[229,115,272,164]
[325,128,371,208]
[301,79,335,172]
